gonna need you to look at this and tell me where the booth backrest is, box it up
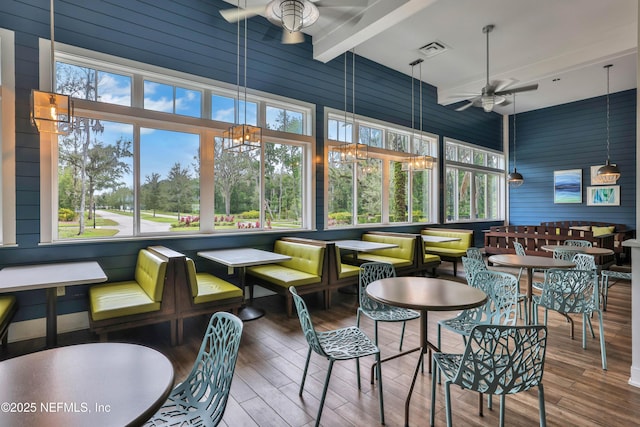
[421,228,474,251]
[274,240,325,276]
[362,233,415,260]
[135,249,169,302]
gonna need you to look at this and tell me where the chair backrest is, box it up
[461,256,487,287]
[513,241,525,256]
[564,239,593,247]
[538,268,599,314]
[289,286,327,358]
[572,253,596,271]
[452,324,547,395]
[471,270,519,326]
[553,247,579,261]
[466,247,483,261]
[358,262,396,312]
[173,312,243,425]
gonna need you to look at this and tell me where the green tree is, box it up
[167,162,193,218]
[143,172,162,217]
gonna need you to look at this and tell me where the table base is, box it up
[237,305,265,322]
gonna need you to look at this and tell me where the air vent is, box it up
[419,41,448,58]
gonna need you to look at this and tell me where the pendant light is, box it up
[403,59,433,171]
[337,49,367,162]
[31,0,73,135]
[596,64,620,182]
[507,93,524,187]
[223,0,262,153]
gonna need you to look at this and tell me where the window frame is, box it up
[39,41,316,243]
[443,137,506,223]
[0,28,15,246]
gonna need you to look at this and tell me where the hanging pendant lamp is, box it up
[31,0,73,135]
[596,64,620,182]
[223,0,262,153]
[403,59,434,171]
[337,49,367,162]
[507,93,524,187]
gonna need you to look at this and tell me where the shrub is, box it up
[240,210,260,219]
[58,208,76,222]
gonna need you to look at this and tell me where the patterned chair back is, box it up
[358,262,396,312]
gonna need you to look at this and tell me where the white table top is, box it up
[0,261,107,292]
[422,235,462,243]
[333,240,398,252]
[197,248,291,268]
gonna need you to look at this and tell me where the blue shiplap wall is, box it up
[0,0,540,323]
[509,89,636,228]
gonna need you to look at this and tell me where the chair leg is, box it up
[299,347,312,396]
[444,381,453,427]
[399,321,406,351]
[436,324,442,384]
[430,359,437,426]
[602,276,609,311]
[597,311,607,370]
[356,358,361,389]
[315,360,335,427]
[375,352,385,425]
[453,261,457,276]
[499,395,506,427]
[538,383,547,427]
[356,309,361,328]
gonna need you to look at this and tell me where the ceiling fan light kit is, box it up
[270,0,319,33]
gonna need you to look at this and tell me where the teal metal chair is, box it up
[289,286,384,427]
[145,312,243,427]
[564,239,592,247]
[461,256,487,287]
[572,253,596,271]
[532,247,580,291]
[532,268,607,370]
[465,247,484,262]
[357,262,419,351]
[437,270,519,353]
[600,269,631,311]
[430,324,548,427]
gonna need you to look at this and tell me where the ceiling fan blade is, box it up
[314,0,369,6]
[282,30,305,44]
[220,6,265,23]
[496,83,539,96]
[492,79,516,92]
[455,101,476,111]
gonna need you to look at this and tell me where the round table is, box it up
[488,254,575,322]
[540,244,614,256]
[0,343,174,427]
[367,277,487,427]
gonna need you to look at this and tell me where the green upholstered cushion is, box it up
[592,225,615,237]
[0,295,16,325]
[192,273,243,304]
[356,254,413,268]
[134,249,168,302]
[362,234,415,261]
[424,247,467,257]
[247,264,321,287]
[339,263,360,279]
[423,253,442,263]
[421,230,473,251]
[185,257,200,297]
[274,240,325,276]
[89,281,160,321]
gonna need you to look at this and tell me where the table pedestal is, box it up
[237,266,265,322]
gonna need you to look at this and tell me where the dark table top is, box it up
[0,342,174,427]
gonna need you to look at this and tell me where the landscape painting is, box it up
[554,169,582,204]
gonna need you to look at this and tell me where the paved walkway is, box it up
[96,209,171,235]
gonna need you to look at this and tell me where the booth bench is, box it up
[421,228,474,276]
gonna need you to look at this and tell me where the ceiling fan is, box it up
[453,24,538,112]
[220,0,365,44]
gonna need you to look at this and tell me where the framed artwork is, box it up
[554,169,582,203]
[590,164,617,185]
[587,185,620,206]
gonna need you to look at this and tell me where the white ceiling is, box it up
[222,0,638,114]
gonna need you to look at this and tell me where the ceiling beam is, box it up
[312,0,440,63]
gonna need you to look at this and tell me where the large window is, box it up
[326,110,438,228]
[42,45,314,242]
[444,138,505,223]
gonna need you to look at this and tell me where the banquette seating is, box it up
[246,239,328,317]
[89,247,175,343]
[0,295,17,348]
[352,231,425,276]
[421,228,474,276]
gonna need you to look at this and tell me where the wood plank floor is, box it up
[5,264,639,426]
